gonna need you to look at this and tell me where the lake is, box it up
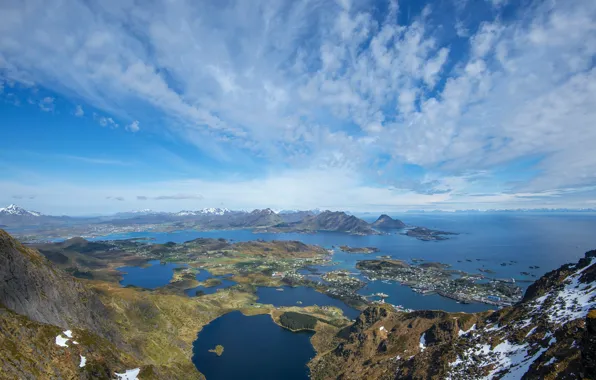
[185,270,237,296]
[256,286,360,319]
[102,213,596,311]
[192,311,315,380]
[117,260,185,289]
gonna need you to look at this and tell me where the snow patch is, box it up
[55,334,69,347]
[419,333,426,352]
[458,324,476,337]
[529,259,596,325]
[114,368,141,380]
[79,355,87,368]
[63,330,73,338]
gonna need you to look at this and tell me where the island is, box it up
[208,345,224,356]
[339,245,379,254]
[371,214,406,229]
[404,226,458,241]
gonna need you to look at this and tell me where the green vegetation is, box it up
[208,345,224,356]
[279,311,318,331]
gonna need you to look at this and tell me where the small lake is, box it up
[192,311,315,380]
[185,270,237,296]
[117,260,185,289]
[256,286,360,320]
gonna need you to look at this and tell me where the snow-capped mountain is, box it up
[0,204,43,217]
[175,208,230,216]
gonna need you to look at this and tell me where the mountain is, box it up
[310,250,596,379]
[0,204,70,226]
[371,214,406,229]
[0,204,43,217]
[175,207,230,216]
[297,211,377,235]
[278,210,317,223]
[0,229,116,339]
[241,208,284,227]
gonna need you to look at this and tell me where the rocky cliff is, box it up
[310,250,596,379]
[0,229,116,340]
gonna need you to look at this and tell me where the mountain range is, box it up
[0,205,409,236]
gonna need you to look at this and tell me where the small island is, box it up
[404,227,458,241]
[208,345,224,356]
[339,245,379,254]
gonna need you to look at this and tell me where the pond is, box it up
[117,260,185,289]
[192,311,315,380]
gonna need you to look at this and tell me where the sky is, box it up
[1,0,595,215]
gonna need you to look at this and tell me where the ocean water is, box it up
[103,213,596,311]
[192,311,315,380]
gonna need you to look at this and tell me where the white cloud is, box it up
[74,105,84,116]
[126,120,140,133]
[94,114,118,128]
[38,96,54,112]
[0,0,595,207]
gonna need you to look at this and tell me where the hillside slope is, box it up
[310,250,596,379]
[0,229,116,339]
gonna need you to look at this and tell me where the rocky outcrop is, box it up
[0,229,116,340]
[372,214,406,229]
[583,310,596,378]
[311,251,596,379]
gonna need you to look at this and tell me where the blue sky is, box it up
[1,0,595,215]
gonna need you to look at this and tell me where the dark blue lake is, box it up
[98,213,596,312]
[256,286,360,319]
[192,311,315,380]
[117,260,185,289]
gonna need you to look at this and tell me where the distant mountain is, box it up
[112,209,167,218]
[0,204,43,217]
[278,210,316,223]
[0,204,69,226]
[297,211,377,235]
[175,207,230,216]
[240,208,284,227]
[371,214,406,229]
